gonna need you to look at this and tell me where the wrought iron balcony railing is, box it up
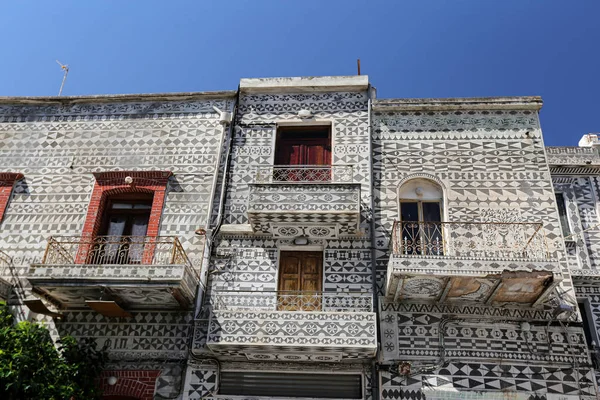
[254,165,354,183]
[0,250,11,277]
[391,221,549,260]
[212,290,373,312]
[40,235,193,268]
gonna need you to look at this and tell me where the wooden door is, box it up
[278,251,323,311]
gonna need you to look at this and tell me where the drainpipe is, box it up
[366,83,380,400]
[194,88,240,315]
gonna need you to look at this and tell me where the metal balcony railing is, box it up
[254,165,354,184]
[40,235,193,268]
[391,221,550,260]
[0,250,11,277]
[212,290,373,312]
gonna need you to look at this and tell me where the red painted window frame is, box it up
[76,171,171,264]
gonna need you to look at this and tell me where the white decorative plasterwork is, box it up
[247,183,361,237]
[0,100,230,118]
[547,146,600,165]
[203,310,377,360]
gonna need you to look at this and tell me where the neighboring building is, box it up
[372,98,595,400]
[0,91,236,398]
[548,134,600,389]
[0,77,597,400]
[187,76,377,400]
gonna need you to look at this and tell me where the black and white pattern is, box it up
[0,96,232,393]
[0,78,597,399]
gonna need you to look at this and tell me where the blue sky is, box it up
[0,1,598,145]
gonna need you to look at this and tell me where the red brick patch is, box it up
[76,171,171,263]
[0,173,23,223]
[99,369,160,400]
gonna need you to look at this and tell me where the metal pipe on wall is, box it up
[366,83,380,400]
[194,88,240,316]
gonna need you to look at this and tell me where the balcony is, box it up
[200,290,377,362]
[386,221,558,306]
[247,165,361,238]
[0,251,13,300]
[28,236,198,313]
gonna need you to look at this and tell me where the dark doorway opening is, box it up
[274,125,331,181]
[92,193,153,264]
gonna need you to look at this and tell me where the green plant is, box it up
[0,301,107,399]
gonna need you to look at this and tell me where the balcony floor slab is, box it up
[386,255,559,306]
[247,183,361,238]
[28,263,198,310]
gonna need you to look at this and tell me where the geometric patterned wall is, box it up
[0,94,233,394]
[550,165,600,275]
[380,302,589,365]
[372,105,571,296]
[3,80,599,400]
[206,308,377,361]
[200,80,377,391]
[0,97,232,275]
[575,282,600,388]
[215,86,373,294]
[380,363,597,400]
[209,236,372,293]
[550,148,600,389]
[372,99,593,399]
[247,183,362,237]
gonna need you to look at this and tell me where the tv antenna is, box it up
[56,60,69,96]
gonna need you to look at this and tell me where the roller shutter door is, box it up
[219,371,363,399]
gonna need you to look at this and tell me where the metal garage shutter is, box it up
[219,371,363,399]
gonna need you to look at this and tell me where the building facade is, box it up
[372,98,595,400]
[0,76,598,400]
[548,135,600,392]
[0,91,236,398]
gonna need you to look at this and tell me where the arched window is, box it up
[397,178,444,255]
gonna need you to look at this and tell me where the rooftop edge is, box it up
[240,75,369,93]
[0,90,237,106]
[373,96,543,111]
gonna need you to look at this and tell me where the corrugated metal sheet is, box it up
[219,371,363,399]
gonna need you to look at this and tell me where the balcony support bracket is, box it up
[393,278,404,303]
[171,288,191,309]
[436,278,452,303]
[531,277,561,308]
[484,281,503,305]
[24,298,64,319]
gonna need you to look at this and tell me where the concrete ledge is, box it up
[240,75,369,93]
[0,90,237,105]
[373,96,543,111]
